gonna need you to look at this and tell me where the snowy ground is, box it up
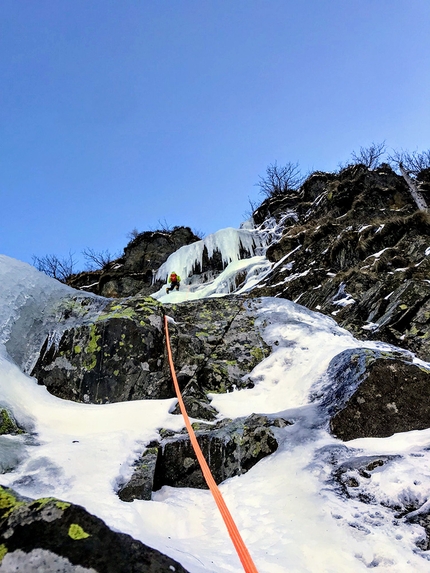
[1,247,430,572]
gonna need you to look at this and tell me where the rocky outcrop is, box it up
[68,227,201,298]
[118,414,289,500]
[164,297,270,420]
[0,486,189,572]
[0,410,22,436]
[319,348,430,440]
[31,296,269,416]
[333,454,400,500]
[31,297,170,404]
[251,164,430,361]
[117,447,159,502]
[64,165,430,362]
[153,414,287,490]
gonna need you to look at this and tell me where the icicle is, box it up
[155,227,266,284]
[255,211,298,249]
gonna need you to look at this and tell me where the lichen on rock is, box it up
[0,486,189,572]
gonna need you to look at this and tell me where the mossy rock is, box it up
[0,486,189,572]
[153,414,291,490]
[0,409,23,436]
[117,447,159,502]
[31,300,170,404]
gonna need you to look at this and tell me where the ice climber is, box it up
[166,271,181,293]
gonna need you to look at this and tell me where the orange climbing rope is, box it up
[163,315,259,573]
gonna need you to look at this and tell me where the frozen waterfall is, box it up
[155,227,266,284]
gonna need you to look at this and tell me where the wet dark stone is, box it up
[0,486,189,573]
[117,447,159,502]
[31,298,170,404]
[153,414,289,490]
[326,350,430,440]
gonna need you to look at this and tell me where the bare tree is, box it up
[127,227,140,241]
[389,149,430,175]
[242,196,260,219]
[82,248,115,270]
[388,148,429,212]
[248,196,259,212]
[192,228,205,240]
[351,141,386,169]
[32,252,77,283]
[157,218,173,232]
[257,161,303,198]
[398,163,428,212]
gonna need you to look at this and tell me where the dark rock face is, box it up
[164,297,270,419]
[250,164,430,361]
[68,227,201,298]
[118,415,288,499]
[32,296,269,415]
[153,414,286,490]
[31,297,171,404]
[322,348,430,440]
[367,279,430,358]
[117,447,159,502]
[0,486,189,573]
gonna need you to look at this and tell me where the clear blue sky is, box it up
[1,0,429,268]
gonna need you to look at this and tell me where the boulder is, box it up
[321,348,430,440]
[117,414,289,499]
[31,297,170,404]
[117,447,159,502]
[0,486,189,572]
[152,414,289,490]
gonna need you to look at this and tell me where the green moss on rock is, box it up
[33,498,71,511]
[0,410,23,436]
[0,544,8,562]
[68,523,90,540]
[0,409,18,435]
[97,305,137,322]
[0,487,25,518]
[250,346,265,364]
[83,324,101,371]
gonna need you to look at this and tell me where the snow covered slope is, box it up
[1,250,430,572]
